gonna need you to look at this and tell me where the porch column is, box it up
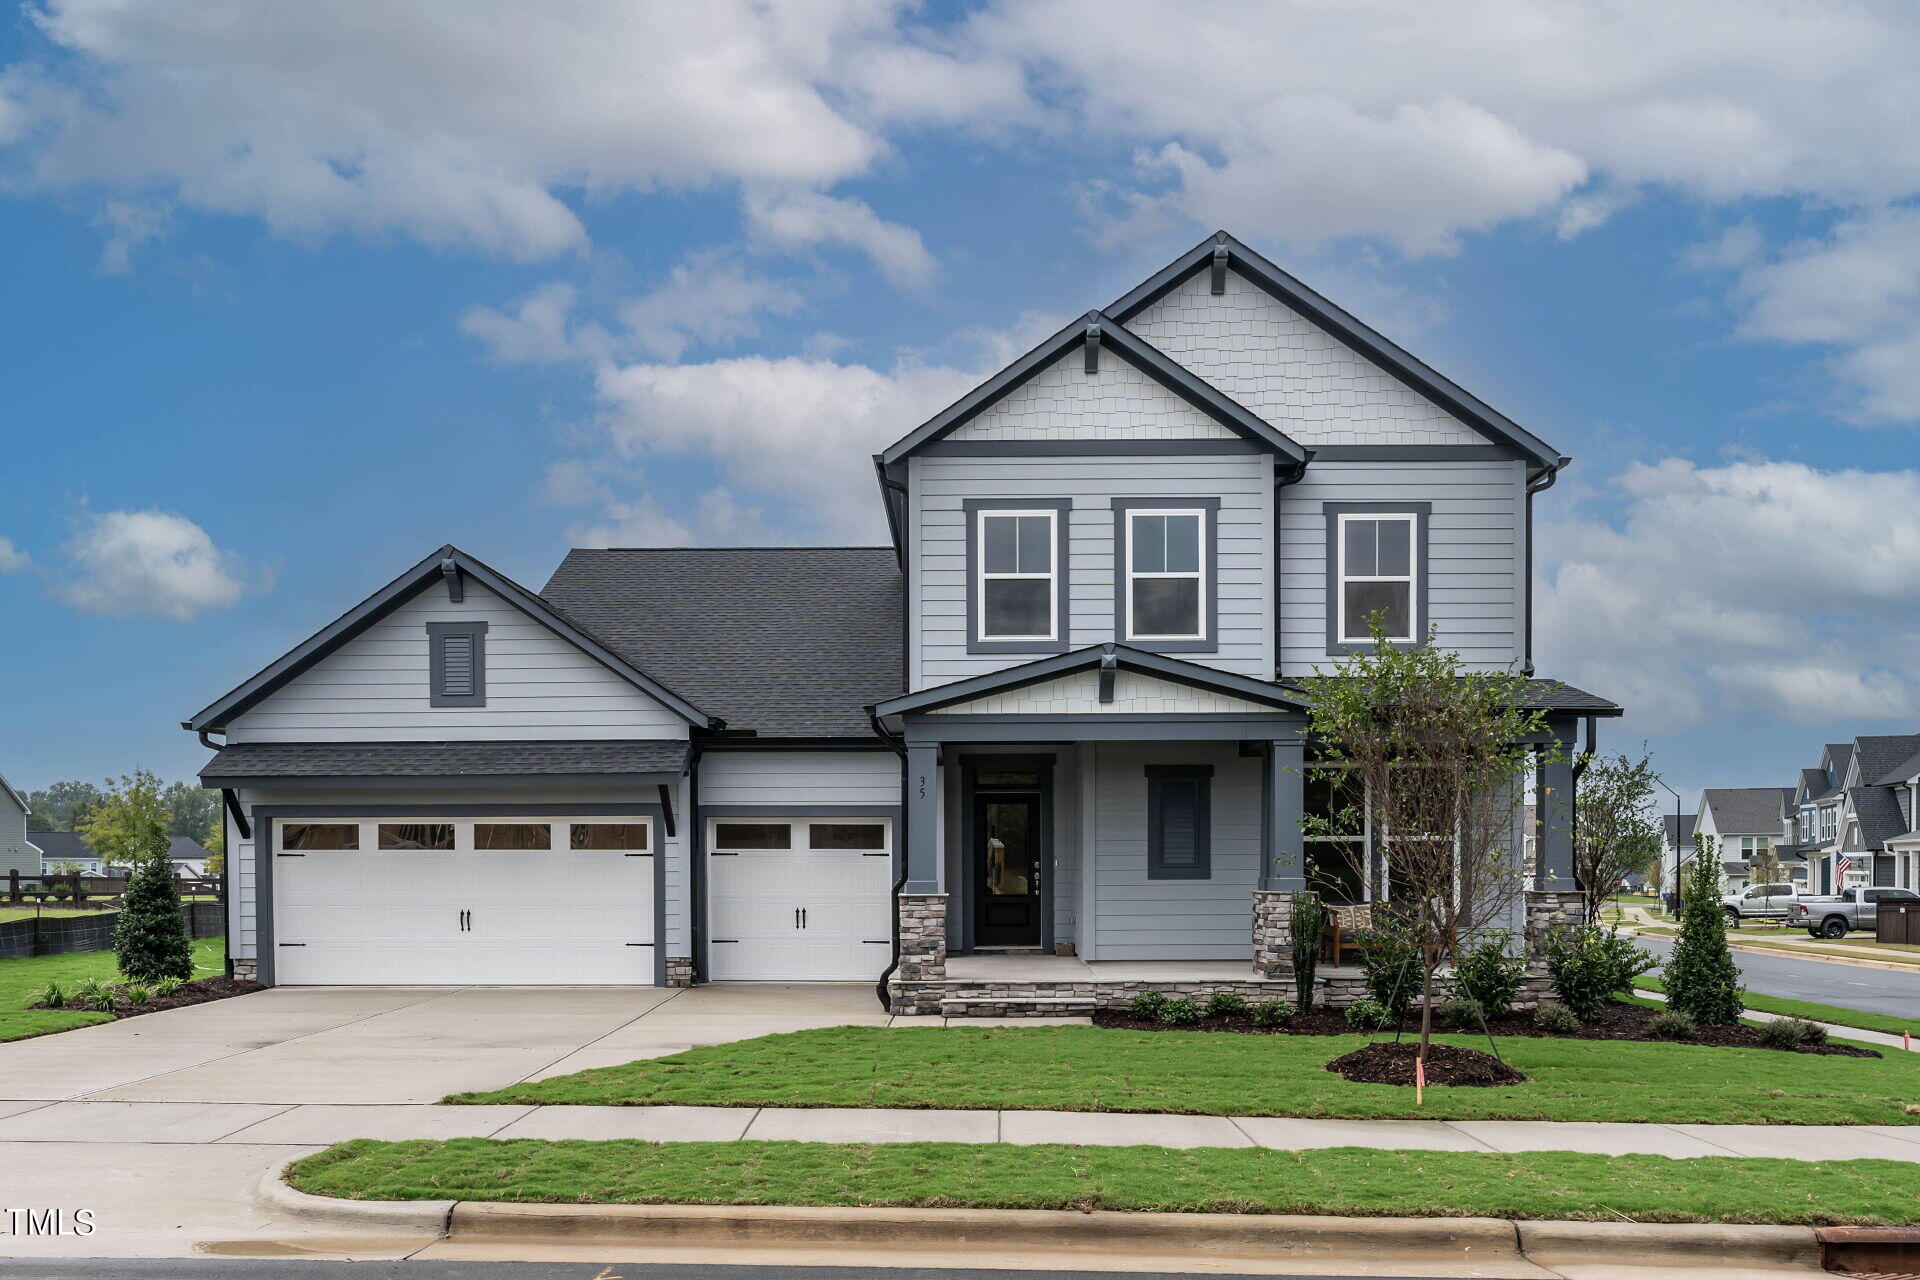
[1262,735,1306,891]
[1537,719,1579,892]
[904,743,942,893]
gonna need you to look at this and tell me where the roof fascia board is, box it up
[1107,232,1562,473]
[187,545,711,730]
[878,311,1304,465]
[197,771,685,790]
[873,643,1310,717]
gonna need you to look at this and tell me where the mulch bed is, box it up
[1326,1040,1527,1087]
[32,975,263,1021]
[1091,1000,1880,1057]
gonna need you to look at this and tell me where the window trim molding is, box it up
[1146,763,1213,881]
[1112,497,1220,653]
[963,497,1072,655]
[426,620,488,707]
[1323,502,1430,655]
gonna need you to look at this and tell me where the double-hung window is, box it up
[968,500,1068,651]
[1116,500,1217,648]
[1328,505,1426,648]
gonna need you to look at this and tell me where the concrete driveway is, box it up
[0,982,891,1105]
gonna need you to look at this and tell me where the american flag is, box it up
[1836,855,1852,877]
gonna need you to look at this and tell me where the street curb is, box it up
[1629,925,1920,974]
[263,1159,1821,1267]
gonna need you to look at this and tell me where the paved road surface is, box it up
[1637,933,1920,1020]
[0,1264,1468,1280]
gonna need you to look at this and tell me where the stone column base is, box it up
[1524,889,1585,961]
[890,893,948,1014]
[1251,890,1298,979]
[231,957,258,981]
[663,956,694,988]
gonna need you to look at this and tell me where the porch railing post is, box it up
[1262,735,1306,892]
[904,743,942,894]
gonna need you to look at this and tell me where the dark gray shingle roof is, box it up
[1848,786,1908,851]
[1664,813,1696,849]
[1827,743,1854,786]
[1852,734,1920,788]
[31,832,208,864]
[1272,676,1621,714]
[1870,745,1920,786]
[542,548,904,740]
[1701,787,1791,835]
[200,740,688,780]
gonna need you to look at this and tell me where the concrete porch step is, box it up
[940,995,1096,1019]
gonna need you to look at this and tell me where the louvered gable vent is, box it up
[427,621,487,707]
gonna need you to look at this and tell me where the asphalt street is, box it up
[1637,932,1920,1019]
[0,1263,1466,1280]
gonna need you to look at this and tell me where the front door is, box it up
[973,793,1042,947]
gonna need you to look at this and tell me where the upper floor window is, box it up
[1326,504,1427,650]
[1820,806,1837,843]
[966,499,1070,653]
[1115,499,1219,650]
[426,621,487,707]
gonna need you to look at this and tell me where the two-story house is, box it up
[0,773,34,880]
[1688,788,1797,894]
[1793,734,1920,895]
[183,231,1619,1012]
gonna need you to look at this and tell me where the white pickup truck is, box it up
[1718,882,1807,925]
[1788,887,1920,938]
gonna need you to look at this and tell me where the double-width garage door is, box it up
[272,817,654,985]
[708,817,893,981]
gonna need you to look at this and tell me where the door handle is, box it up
[801,907,808,929]
[794,907,801,929]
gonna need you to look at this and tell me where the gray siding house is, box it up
[1792,734,1920,895]
[0,773,33,879]
[184,231,1619,1010]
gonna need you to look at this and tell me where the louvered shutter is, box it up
[1157,779,1201,870]
[440,633,474,698]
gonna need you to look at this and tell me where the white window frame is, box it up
[1335,511,1419,644]
[1123,507,1208,643]
[975,508,1059,643]
[274,817,652,856]
[707,818,893,856]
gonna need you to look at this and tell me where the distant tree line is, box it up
[26,777,220,848]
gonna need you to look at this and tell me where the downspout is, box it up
[1273,451,1312,678]
[688,742,706,983]
[1522,457,1571,677]
[185,721,236,979]
[869,705,910,1011]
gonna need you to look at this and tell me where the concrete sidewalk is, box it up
[4,1098,1920,1160]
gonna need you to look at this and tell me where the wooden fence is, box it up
[5,869,221,907]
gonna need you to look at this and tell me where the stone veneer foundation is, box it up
[230,957,257,981]
[663,956,694,987]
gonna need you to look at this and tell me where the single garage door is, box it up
[708,817,893,981]
[272,817,654,984]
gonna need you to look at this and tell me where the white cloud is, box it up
[743,190,937,288]
[1537,458,1920,733]
[460,282,583,366]
[53,509,263,622]
[0,536,30,574]
[569,487,783,549]
[90,199,169,274]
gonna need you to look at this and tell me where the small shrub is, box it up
[1647,1009,1694,1040]
[1157,997,1204,1026]
[48,881,72,901]
[1205,991,1249,1018]
[118,982,153,1007]
[1758,1017,1828,1049]
[1289,891,1326,1014]
[153,976,185,999]
[1354,920,1422,1018]
[1436,996,1485,1027]
[1250,1000,1294,1028]
[1452,932,1525,1019]
[1129,991,1170,1019]
[1344,998,1393,1031]
[1544,924,1657,1019]
[1665,836,1746,1026]
[1533,1002,1580,1034]
[34,981,66,1009]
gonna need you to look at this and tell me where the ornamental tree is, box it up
[1571,749,1664,923]
[1665,833,1745,1026]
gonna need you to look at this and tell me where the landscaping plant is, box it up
[1665,834,1745,1027]
[1298,617,1548,1067]
[1205,992,1248,1018]
[1437,996,1485,1027]
[98,770,194,984]
[1250,1000,1293,1028]
[1157,998,1204,1026]
[1288,890,1325,1013]
[1571,749,1664,923]
[34,981,66,1009]
[1452,931,1525,1019]
[1647,1009,1694,1040]
[1532,1002,1579,1034]
[1344,998,1392,1031]
[1543,923,1657,1019]
[1354,919,1422,1021]
[71,977,113,1010]
[1759,1017,1828,1050]
[1128,991,1170,1019]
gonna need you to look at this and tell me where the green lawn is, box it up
[0,906,116,924]
[0,937,226,1042]
[286,1138,1920,1227]
[1633,976,1917,1039]
[446,1024,1920,1126]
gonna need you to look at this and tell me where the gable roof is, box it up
[185,545,713,733]
[542,547,903,740]
[1700,787,1791,835]
[878,310,1307,467]
[0,773,25,815]
[1107,231,1566,476]
[1848,786,1909,852]
[1853,733,1920,785]
[1797,767,1833,802]
[874,643,1312,718]
[1826,743,1855,785]
[1664,813,1697,850]
[31,831,208,864]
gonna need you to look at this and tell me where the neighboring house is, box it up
[1660,812,1696,894]
[1793,734,1920,895]
[183,230,1620,1008]
[1691,788,1798,894]
[0,773,34,879]
[32,831,211,878]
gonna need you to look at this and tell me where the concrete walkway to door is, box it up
[0,982,896,1104]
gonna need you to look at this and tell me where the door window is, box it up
[982,801,1032,895]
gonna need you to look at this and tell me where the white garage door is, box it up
[708,817,893,981]
[272,817,654,985]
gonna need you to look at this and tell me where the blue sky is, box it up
[4,1,1920,807]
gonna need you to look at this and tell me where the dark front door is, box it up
[973,793,1042,947]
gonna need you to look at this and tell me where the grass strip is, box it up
[446,1024,1920,1126]
[1635,976,1917,1040]
[0,937,225,1042]
[286,1138,1920,1227]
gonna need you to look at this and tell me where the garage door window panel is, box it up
[475,823,552,851]
[713,822,792,850]
[810,822,886,850]
[280,822,359,852]
[570,822,649,851]
[379,823,454,851]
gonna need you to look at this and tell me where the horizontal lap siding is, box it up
[698,752,901,807]
[227,582,689,742]
[1279,459,1524,673]
[911,454,1274,689]
[1091,743,1259,961]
